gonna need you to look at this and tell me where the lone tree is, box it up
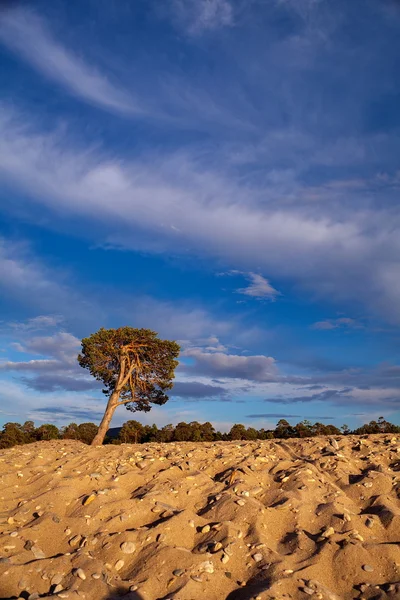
[78,327,180,446]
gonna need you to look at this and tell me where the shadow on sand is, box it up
[103,588,143,600]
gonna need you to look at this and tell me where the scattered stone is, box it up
[200,560,214,573]
[201,524,210,533]
[83,493,96,506]
[221,554,230,564]
[173,569,184,576]
[31,545,45,559]
[362,565,374,572]
[74,568,86,580]
[253,553,263,563]
[321,527,335,538]
[115,559,125,571]
[120,541,136,554]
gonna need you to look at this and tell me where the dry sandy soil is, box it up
[0,435,400,600]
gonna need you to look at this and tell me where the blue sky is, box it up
[0,0,400,432]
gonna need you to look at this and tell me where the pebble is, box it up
[362,565,374,572]
[253,553,263,563]
[31,545,45,559]
[54,584,63,593]
[173,569,184,576]
[10,531,18,537]
[120,541,136,554]
[221,554,230,564]
[92,573,101,579]
[69,535,82,547]
[303,587,315,596]
[74,568,86,580]
[321,527,335,538]
[51,574,63,585]
[191,575,203,582]
[83,493,96,506]
[200,560,214,573]
[201,524,210,533]
[115,559,125,571]
[236,499,246,506]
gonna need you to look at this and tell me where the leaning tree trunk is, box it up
[91,391,120,446]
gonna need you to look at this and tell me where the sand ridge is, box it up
[0,435,399,600]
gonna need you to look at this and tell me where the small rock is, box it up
[51,574,63,585]
[253,553,263,563]
[236,499,246,506]
[31,545,45,559]
[173,569,184,576]
[92,573,101,580]
[303,587,315,596]
[221,554,230,564]
[211,541,222,552]
[191,575,203,582]
[83,493,96,506]
[321,527,335,538]
[200,560,214,573]
[74,568,86,580]
[54,584,63,593]
[362,565,374,572]
[201,524,210,533]
[120,541,136,554]
[115,559,124,571]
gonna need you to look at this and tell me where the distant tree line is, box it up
[0,416,398,449]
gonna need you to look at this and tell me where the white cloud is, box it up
[7,315,64,331]
[170,0,234,35]
[312,317,362,330]
[237,272,279,300]
[0,8,137,116]
[183,348,278,381]
[1,109,400,324]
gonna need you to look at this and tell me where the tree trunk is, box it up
[91,391,120,446]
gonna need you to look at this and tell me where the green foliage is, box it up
[35,424,60,441]
[78,327,180,412]
[119,420,144,443]
[0,416,399,450]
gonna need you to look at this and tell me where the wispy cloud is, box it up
[183,348,278,381]
[169,0,234,35]
[0,8,137,116]
[1,110,400,324]
[0,237,102,326]
[237,272,280,300]
[312,317,363,330]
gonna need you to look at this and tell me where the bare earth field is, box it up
[0,435,400,600]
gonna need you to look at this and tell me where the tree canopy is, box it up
[78,327,180,445]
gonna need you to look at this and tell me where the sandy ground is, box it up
[0,435,400,600]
